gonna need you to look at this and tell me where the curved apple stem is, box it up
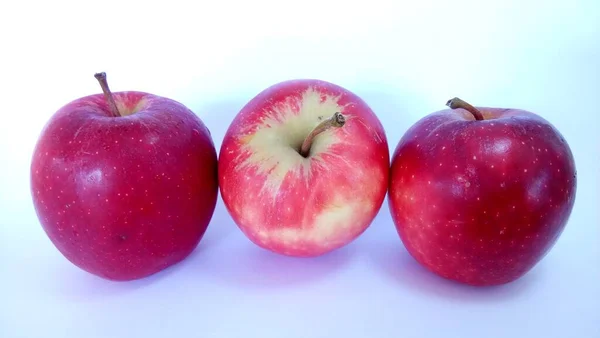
[94,72,121,117]
[299,112,346,157]
[446,97,484,121]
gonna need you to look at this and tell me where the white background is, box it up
[1,0,598,337]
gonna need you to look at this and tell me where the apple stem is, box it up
[446,97,484,121]
[299,112,346,157]
[94,72,121,117]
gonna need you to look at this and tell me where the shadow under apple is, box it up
[47,256,164,302]
[194,239,356,290]
[368,240,543,303]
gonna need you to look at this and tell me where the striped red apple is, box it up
[218,79,389,257]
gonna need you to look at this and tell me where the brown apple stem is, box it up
[94,72,121,117]
[299,112,346,157]
[446,97,484,121]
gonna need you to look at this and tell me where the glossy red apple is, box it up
[30,72,218,281]
[389,97,577,286]
[218,79,389,257]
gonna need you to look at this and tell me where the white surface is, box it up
[1,0,599,337]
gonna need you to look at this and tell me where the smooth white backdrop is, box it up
[1,0,598,337]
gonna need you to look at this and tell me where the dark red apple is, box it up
[30,72,218,281]
[388,97,577,286]
[218,79,389,257]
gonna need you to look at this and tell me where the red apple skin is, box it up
[219,79,389,257]
[389,106,577,286]
[30,91,218,281]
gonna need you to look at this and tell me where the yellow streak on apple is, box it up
[237,87,349,195]
[115,97,148,116]
[255,193,375,254]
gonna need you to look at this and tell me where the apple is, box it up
[30,72,218,281]
[218,79,389,257]
[388,97,577,286]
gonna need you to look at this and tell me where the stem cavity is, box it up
[446,97,484,121]
[299,112,346,157]
[94,72,121,117]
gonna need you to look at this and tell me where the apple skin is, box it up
[30,91,218,281]
[218,79,389,257]
[388,104,577,286]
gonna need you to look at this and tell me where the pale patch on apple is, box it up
[251,193,374,254]
[115,96,148,117]
[236,87,349,194]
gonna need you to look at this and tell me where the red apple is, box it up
[30,72,218,281]
[389,97,577,286]
[218,79,389,257]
